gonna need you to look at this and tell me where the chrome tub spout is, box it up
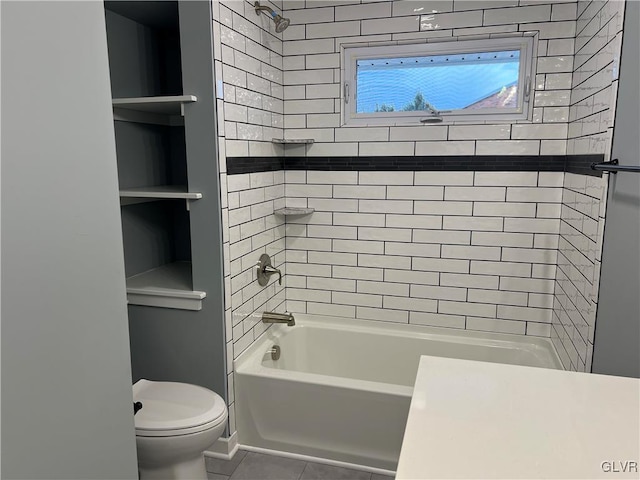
[262,311,295,326]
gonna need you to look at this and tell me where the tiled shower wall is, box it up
[280,0,578,157]
[284,170,564,335]
[213,0,288,435]
[552,0,625,371]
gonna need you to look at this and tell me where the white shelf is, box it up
[126,261,206,311]
[120,186,202,203]
[274,207,315,216]
[272,138,315,145]
[112,95,197,125]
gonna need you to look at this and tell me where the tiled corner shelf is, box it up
[274,207,315,216]
[271,138,315,145]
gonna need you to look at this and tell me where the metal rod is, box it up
[591,159,640,174]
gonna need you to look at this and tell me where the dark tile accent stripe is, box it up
[227,156,284,174]
[565,154,604,177]
[226,154,604,176]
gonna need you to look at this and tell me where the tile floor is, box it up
[206,451,395,480]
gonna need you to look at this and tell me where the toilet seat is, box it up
[133,379,227,437]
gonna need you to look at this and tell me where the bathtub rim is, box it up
[234,313,564,390]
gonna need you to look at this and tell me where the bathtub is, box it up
[234,314,562,471]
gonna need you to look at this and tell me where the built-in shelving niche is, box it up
[106,2,205,310]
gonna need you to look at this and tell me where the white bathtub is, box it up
[234,314,562,471]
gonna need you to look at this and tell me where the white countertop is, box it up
[397,356,640,479]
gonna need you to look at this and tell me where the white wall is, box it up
[552,0,625,372]
[1,2,139,477]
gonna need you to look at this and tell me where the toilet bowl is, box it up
[133,379,228,480]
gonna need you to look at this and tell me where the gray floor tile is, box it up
[229,452,307,480]
[208,473,231,480]
[300,462,372,480]
[370,474,394,480]
[206,450,248,476]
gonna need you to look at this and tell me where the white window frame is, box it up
[342,36,536,126]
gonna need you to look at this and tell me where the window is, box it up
[342,36,536,126]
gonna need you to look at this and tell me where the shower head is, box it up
[254,1,290,33]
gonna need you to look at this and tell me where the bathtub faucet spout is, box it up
[262,311,295,326]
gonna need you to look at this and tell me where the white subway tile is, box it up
[334,127,389,143]
[357,306,409,323]
[473,202,537,218]
[333,291,382,308]
[359,253,412,269]
[386,214,442,229]
[333,185,386,200]
[359,171,414,185]
[415,141,475,156]
[286,184,332,198]
[390,126,448,141]
[308,198,359,212]
[441,244,502,263]
[358,280,409,297]
[362,16,419,35]
[412,257,470,273]
[387,269,440,286]
[449,125,510,140]
[507,187,563,202]
[512,124,568,140]
[359,142,415,156]
[504,217,560,234]
[443,216,503,231]
[288,288,332,303]
[411,284,467,301]
[333,265,384,281]
[471,260,531,277]
[385,296,437,314]
[415,201,473,216]
[306,21,361,39]
[337,2,392,21]
[307,277,355,292]
[472,231,533,248]
[421,10,483,30]
[413,229,471,245]
[307,171,358,184]
[474,172,538,186]
[440,300,496,318]
[307,143,359,156]
[307,302,356,318]
[467,289,528,307]
[502,247,557,264]
[467,317,526,334]
[386,242,441,258]
[388,186,444,200]
[359,200,413,214]
[359,227,412,242]
[475,140,540,155]
[499,276,555,294]
[410,311,466,329]
[308,225,357,239]
[414,171,474,185]
[526,322,552,337]
[445,186,505,201]
[334,212,386,226]
[441,272,499,289]
[498,305,551,323]
[333,239,384,254]
[308,251,357,266]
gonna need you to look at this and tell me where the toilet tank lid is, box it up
[132,379,227,432]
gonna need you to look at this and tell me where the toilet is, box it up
[132,379,228,480]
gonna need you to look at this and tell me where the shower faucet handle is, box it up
[257,253,282,286]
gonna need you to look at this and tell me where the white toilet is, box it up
[133,379,228,480]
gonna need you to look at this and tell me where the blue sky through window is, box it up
[356,51,520,113]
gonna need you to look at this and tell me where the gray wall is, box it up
[116,1,229,406]
[592,0,640,378]
[1,2,139,478]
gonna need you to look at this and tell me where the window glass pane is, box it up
[356,50,520,114]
